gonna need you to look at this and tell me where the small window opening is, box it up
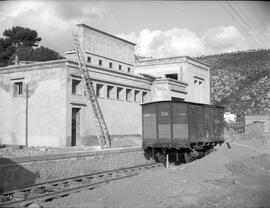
[109,62,113,68]
[96,84,104,97]
[84,82,94,96]
[126,88,133,101]
[119,65,122,70]
[165,73,178,80]
[14,82,23,96]
[98,60,102,66]
[87,57,91,63]
[72,79,81,95]
[134,90,140,102]
[142,91,148,103]
[127,67,131,72]
[107,85,114,99]
[117,87,124,100]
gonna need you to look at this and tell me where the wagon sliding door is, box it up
[142,105,157,145]
[157,103,171,144]
[189,105,205,143]
[172,103,189,145]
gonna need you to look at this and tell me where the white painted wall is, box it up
[0,61,67,147]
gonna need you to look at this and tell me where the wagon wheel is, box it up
[155,152,165,163]
[184,152,191,163]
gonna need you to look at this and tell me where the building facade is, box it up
[135,56,211,104]
[0,24,211,147]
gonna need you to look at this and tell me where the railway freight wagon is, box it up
[141,100,225,162]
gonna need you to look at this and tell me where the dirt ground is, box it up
[35,133,270,208]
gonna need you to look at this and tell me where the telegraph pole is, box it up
[25,83,29,147]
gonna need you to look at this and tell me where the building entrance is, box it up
[71,108,80,146]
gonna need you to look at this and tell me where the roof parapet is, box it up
[135,55,211,68]
[76,24,136,46]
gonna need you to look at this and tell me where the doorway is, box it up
[71,108,80,146]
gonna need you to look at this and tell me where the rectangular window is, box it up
[165,73,178,80]
[107,85,114,99]
[96,84,104,97]
[117,87,124,100]
[142,91,148,103]
[126,88,133,101]
[87,57,91,63]
[98,60,102,66]
[127,67,131,72]
[193,79,203,103]
[109,62,113,69]
[84,82,94,96]
[119,65,122,70]
[14,82,23,96]
[134,90,140,102]
[72,79,81,95]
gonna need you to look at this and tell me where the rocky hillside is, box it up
[196,49,270,122]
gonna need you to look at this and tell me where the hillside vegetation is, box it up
[196,49,270,122]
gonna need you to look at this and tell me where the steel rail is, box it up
[2,163,157,195]
[0,163,160,207]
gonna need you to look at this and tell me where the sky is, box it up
[0,1,269,58]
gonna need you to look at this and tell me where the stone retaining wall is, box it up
[0,147,150,192]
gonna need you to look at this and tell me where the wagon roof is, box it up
[141,100,225,109]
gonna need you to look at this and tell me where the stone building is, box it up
[0,24,211,147]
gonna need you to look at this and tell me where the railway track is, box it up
[0,163,161,207]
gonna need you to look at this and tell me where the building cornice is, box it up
[65,51,134,66]
[153,78,188,86]
[0,59,68,74]
[135,55,211,69]
[66,60,152,84]
[0,59,151,85]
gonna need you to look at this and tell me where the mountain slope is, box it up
[196,49,270,122]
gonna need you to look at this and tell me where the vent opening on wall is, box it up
[87,57,91,63]
[165,73,178,80]
[98,60,102,66]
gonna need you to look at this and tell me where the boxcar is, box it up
[142,100,225,162]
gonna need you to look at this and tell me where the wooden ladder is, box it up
[72,32,111,149]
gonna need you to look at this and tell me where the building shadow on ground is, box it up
[0,157,40,194]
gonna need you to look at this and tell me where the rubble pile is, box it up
[40,133,270,208]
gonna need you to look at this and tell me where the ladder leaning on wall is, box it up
[72,32,111,149]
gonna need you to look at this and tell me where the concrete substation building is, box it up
[0,24,211,147]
